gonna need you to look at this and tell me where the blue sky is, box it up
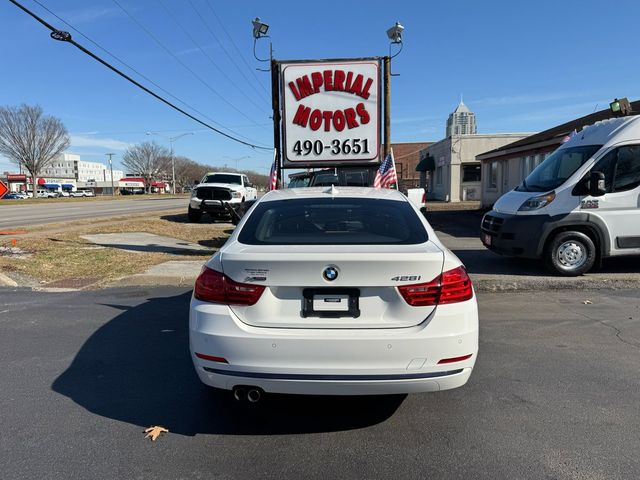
[1,0,639,175]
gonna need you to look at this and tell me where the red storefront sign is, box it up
[6,174,27,182]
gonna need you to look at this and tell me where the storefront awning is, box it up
[416,156,436,172]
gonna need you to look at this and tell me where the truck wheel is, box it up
[188,206,202,223]
[544,231,596,276]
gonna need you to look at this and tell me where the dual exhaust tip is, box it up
[233,386,262,403]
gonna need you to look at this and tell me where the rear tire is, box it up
[188,206,202,223]
[544,231,596,276]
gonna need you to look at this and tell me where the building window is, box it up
[462,164,481,182]
[436,166,443,185]
[396,162,403,179]
[489,162,498,189]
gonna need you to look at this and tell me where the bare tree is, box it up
[173,156,208,192]
[0,104,70,198]
[121,141,170,193]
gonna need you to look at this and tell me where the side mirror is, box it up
[589,171,606,197]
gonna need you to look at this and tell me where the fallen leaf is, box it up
[582,300,593,305]
[144,426,169,441]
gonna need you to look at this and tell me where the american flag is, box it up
[561,129,578,144]
[267,150,278,191]
[373,149,398,189]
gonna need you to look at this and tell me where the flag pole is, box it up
[390,148,399,190]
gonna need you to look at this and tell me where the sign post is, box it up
[279,58,381,168]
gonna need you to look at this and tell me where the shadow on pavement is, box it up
[424,209,485,238]
[426,208,640,276]
[51,291,405,436]
[453,250,547,276]
[160,213,234,225]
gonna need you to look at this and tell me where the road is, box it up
[1,286,638,479]
[0,197,188,228]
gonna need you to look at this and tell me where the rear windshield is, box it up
[238,198,428,245]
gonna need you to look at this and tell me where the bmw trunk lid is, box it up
[219,243,445,329]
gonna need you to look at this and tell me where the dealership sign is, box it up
[281,59,380,166]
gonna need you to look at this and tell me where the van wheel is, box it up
[544,231,596,276]
[188,206,202,223]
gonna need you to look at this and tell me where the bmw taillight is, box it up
[398,266,473,306]
[194,267,265,306]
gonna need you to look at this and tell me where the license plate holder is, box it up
[302,288,360,318]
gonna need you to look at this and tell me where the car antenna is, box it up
[326,184,339,196]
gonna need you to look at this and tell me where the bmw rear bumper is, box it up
[189,297,478,395]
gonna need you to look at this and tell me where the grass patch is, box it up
[0,210,230,287]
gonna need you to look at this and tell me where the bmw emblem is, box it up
[323,266,339,282]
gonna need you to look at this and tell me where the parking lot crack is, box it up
[572,309,640,351]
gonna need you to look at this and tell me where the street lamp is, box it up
[224,155,251,170]
[146,131,194,193]
[383,21,405,159]
[386,21,404,44]
[610,97,631,116]
[252,17,269,39]
[106,153,115,196]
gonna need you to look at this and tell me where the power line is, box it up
[111,0,266,129]
[204,0,271,97]
[187,0,271,103]
[29,0,261,144]
[156,0,270,115]
[7,0,271,150]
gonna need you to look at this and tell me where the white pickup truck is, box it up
[189,172,258,222]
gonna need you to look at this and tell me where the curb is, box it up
[471,275,640,292]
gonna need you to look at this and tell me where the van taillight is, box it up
[194,267,265,306]
[398,266,473,306]
[421,192,426,203]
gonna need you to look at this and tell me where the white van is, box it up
[481,115,640,276]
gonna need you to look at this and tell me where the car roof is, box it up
[260,186,407,202]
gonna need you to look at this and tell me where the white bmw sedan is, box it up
[189,187,478,398]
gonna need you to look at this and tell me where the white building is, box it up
[446,99,477,137]
[42,153,123,186]
[42,153,79,183]
[423,134,531,202]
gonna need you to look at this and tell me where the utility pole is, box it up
[146,132,193,194]
[106,153,115,196]
[270,43,282,188]
[383,56,391,158]
[169,139,175,194]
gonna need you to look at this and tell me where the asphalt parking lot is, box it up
[1,286,638,479]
